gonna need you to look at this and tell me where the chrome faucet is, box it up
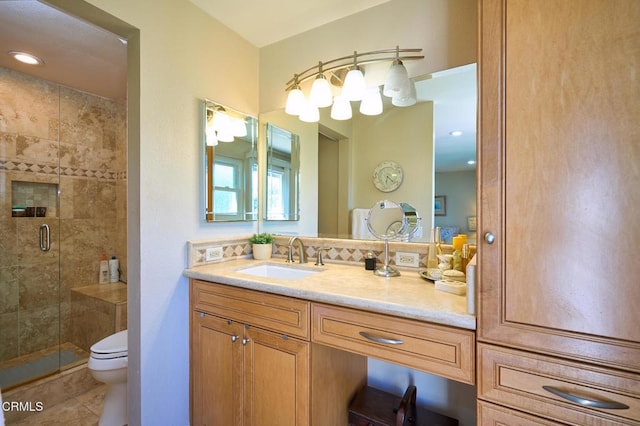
[286,237,307,264]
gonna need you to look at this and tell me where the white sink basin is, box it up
[237,263,323,280]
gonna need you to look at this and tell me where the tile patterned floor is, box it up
[9,384,106,425]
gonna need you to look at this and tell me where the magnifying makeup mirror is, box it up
[367,200,421,277]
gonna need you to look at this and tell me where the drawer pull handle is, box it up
[542,386,629,410]
[359,331,403,345]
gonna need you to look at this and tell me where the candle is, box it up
[452,236,463,251]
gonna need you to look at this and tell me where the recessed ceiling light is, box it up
[8,51,44,66]
[467,160,476,165]
[449,130,463,137]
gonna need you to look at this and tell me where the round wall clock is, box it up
[372,161,404,192]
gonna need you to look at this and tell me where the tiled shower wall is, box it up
[0,67,127,363]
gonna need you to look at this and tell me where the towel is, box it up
[351,208,375,240]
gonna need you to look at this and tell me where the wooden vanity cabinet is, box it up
[190,280,367,426]
[477,0,640,424]
[190,280,311,426]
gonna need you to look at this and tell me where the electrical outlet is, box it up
[396,251,419,268]
[205,246,223,262]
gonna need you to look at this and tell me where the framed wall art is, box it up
[434,195,446,216]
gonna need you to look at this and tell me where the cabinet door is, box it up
[243,326,310,426]
[191,311,244,426]
[478,0,640,371]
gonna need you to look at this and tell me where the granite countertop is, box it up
[184,258,476,331]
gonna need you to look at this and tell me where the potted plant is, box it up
[250,233,274,260]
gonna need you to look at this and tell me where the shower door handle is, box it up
[39,224,51,252]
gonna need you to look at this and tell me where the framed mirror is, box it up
[264,123,300,221]
[204,100,258,222]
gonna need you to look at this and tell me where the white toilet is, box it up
[88,329,128,426]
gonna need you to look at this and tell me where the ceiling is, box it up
[0,0,476,172]
[189,0,392,48]
[0,0,127,100]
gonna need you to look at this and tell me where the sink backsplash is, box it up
[188,235,472,270]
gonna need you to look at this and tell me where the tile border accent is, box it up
[187,235,464,270]
[0,160,126,180]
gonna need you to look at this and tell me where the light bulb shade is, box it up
[309,74,333,108]
[383,60,410,98]
[217,129,235,142]
[231,117,247,137]
[330,95,352,120]
[392,80,417,107]
[285,87,305,116]
[205,126,218,146]
[359,87,383,116]
[211,111,230,131]
[341,68,366,101]
[299,100,320,122]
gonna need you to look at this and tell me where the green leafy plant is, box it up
[249,233,274,245]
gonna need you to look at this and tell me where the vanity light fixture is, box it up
[8,50,44,66]
[285,46,424,123]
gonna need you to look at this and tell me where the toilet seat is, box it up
[91,329,128,360]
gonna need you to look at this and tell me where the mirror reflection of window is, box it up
[213,157,242,220]
[264,123,300,221]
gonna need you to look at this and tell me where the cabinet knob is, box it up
[242,338,250,346]
[484,232,495,244]
[231,335,238,343]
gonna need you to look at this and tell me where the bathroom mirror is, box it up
[203,100,258,222]
[264,123,300,221]
[258,63,476,243]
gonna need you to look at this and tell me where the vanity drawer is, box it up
[191,280,310,339]
[478,343,640,425]
[311,303,475,385]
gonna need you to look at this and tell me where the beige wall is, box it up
[352,102,434,240]
[45,0,261,423]
[259,0,477,112]
[258,0,476,240]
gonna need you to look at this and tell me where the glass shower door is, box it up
[0,68,62,389]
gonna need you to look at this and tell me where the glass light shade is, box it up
[205,126,218,146]
[359,87,383,116]
[211,111,230,131]
[285,86,305,116]
[309,74,333,108]
[383,60,410,98]
[217,129,235,142]
[330,95,352,120]
[299,100,320,122]
[341,67,366,101]
[392,80,417,107]
[230,118,247,137]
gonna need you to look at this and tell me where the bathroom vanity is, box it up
[185,258,475,425]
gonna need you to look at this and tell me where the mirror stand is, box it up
[375,239,400,277]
